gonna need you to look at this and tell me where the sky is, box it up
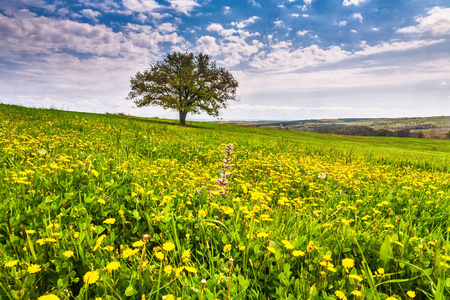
[0,0,449,121]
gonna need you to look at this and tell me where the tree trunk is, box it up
[179,110,187,125]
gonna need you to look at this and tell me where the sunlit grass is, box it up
[0,104,449,299]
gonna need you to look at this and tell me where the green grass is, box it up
[0,103,450,300]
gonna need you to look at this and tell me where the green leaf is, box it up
[379,235,393,269]
[125,286,138,297]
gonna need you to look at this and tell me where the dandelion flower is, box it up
[26,230,36,234]
[132,240,144,248]
[386,297,397,300]
[5,260,19,267]
[351,290,362,297]
[223,244,231,252]
[83,270,99,284]
[185,266,197,273]
[103,218,116,225]
[335,290,347,300]
[106,261,120,272]
[28,264,42,274]
[37,294,60,300]
[63,251,74,258]
[164,265,173,274]
[292,250,305,257]
[267,246,276,254]
[342,258,355,270]
[155,252,165,260]
[349,274,363,281]
[122,248,139,259]
[182,249,191,262]
[162,295,175,300]
[162,241,175,252]
[407,291,416,298]
[377,268,385,275]
[282,240,294,249]
[257,231,269,238]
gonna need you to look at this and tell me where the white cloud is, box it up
[196,35,220,56]
[343,0,367,7]
[352,13,363,22]
[372,27,379,31]
[274,20,283,27]
[304,0,313,5]
[397,7,450,36]
[355,39,444,56]
[338,21,347,26]
[248,0,262,8]
[223,6,231,14]
[80,9,101,21]
[158,22,177,32]
[166,0,200,15]
[351,29,358,33]
[207,23,236,37]
[231,16,260,29]
[297,30,310,36]
[122,0,161,12]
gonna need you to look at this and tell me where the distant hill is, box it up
[219,116,450,139]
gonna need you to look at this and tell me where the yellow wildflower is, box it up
[5,260,19,267]
[28,264,42,274]
[162,241,175,252]
[155,252,165,260]
[83,270,99,284]
[63,251,74,258]
[37,294,60,300]
[406,291,416,298]
[185,266,197,273]
[292,250,305,257]
[335,290,347,300]
[133,240,144,248]
[105,261,120,272]
[267,246,276,254]
[342,258,355,270]
[223,244,231,252]
[103,218,116,225]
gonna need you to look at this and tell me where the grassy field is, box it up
[1,104,450,300]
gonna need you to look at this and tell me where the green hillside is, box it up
[1,104,450,299]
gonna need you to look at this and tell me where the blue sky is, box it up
[0,0,449,120]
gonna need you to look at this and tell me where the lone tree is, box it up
[127,52,239,125]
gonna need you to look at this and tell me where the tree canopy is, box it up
[127,52,239,125]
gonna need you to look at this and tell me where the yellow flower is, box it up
[267,246,276,254]
[118,210,124,216]
[63,251,74,258]
[377,268,385,275]
[164,265,173,274]
[198,209,207,218]
[257,231,269,238]
[351,290,362,297]
[335,290,347,300]
[185,266,197,273]
[122,248,140,259]
[407,291,416,298]
[386,297,397,300]
[28,264,42,274]
[342,258,355,270]
[5,260,19,267]
[292,250,305,257]
[106,261,120,272]
[83,270,99,284]
[349,274,363,281]
[162,241,175,252]
[322,254,332,262]
[37,294,60,300]
[182,249,191,262]
[93,234,106,251]
[103,218,116,225]
[223,244,232,252]
[133,240,144,248]
[26,229,36,234]
[155,252,165,260]
[163,295,175,300]
[282,240,294,249]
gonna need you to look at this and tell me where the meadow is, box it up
[1,104,450,300]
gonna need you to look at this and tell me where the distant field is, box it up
[220,116,450,140]
[1,104,450,299]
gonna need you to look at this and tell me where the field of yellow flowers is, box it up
[1,104,450,300]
